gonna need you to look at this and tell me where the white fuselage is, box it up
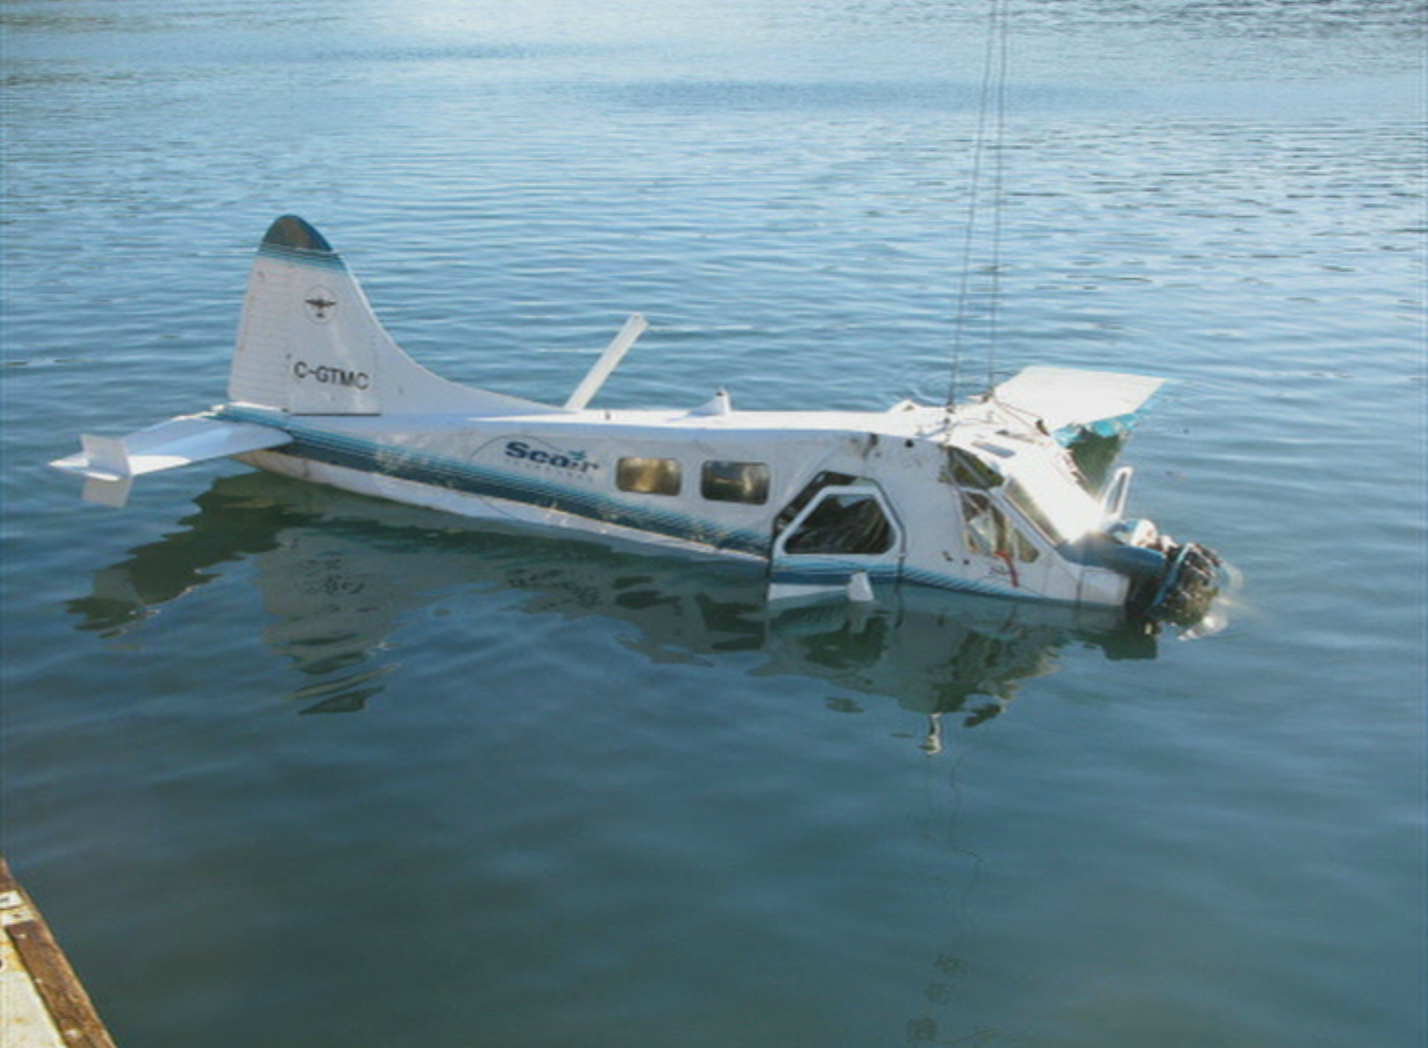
[218,394,1127,607]
[57,217,1217,621]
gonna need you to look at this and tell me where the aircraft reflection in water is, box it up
[68,473,1162,744]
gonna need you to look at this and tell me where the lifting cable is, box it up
[947,0,1012,416]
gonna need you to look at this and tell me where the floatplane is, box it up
[52,216,1220,625]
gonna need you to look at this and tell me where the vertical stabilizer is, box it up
[227,216,565,417]
[229,216,385,414]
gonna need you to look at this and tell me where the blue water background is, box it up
[3,2,1424,1046]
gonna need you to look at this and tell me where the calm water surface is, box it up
[3,2,1424,1046]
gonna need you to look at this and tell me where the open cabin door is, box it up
[768,483,905,601]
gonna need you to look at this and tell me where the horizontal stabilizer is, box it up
[992,366,1165,443]
[51,415,291,504]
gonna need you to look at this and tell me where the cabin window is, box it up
[774,471,859,535]
[701,461,770,505]
[785,493,895,555]
[617,457,682,496]
[960,492,1039,563]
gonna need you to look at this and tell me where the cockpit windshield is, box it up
[1002,456,1102,543]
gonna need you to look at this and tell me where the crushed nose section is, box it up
[1073,527,1224,629]
[1113,536,1224,628]
[1140,541,1223,627]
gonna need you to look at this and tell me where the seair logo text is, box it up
[293,361,371,390]
[504,440,597,474]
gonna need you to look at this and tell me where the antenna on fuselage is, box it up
[564,313,649,411]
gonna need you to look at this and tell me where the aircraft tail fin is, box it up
[229,216,558,416]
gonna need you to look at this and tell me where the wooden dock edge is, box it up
[0,853,118,1048]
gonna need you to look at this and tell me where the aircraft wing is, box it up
[991,366,1165,444]
[51,414,292,506]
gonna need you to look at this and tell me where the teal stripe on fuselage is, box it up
[900,563,1023,600]
[214,407,768,556]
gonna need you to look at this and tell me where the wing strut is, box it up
[564,314,648,411]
